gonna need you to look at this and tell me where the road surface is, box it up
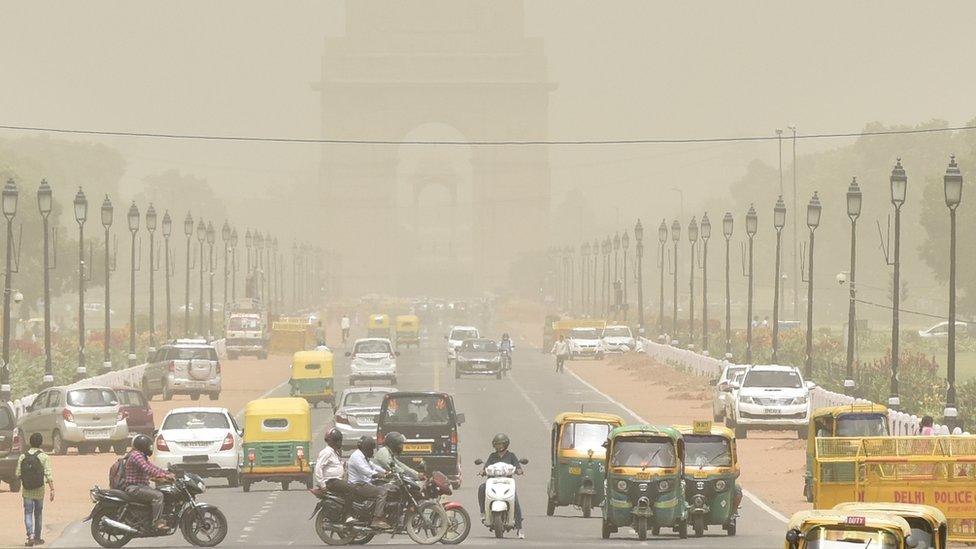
[54,332,785,547]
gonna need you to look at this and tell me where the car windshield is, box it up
[116,390,146,407]
[67,388,117,407]
[836,414,889,437]
[355,340,392,354]
[743,370,802,388]
[163,412,229,430]
[228,317,260,330]
[570,329,599,340]
[560,422,612,454]
[461,340,498,352]
[610,437,677,467]
[684,435,733,467]
[383,395,453,425]
[171,347,218,361]
[603,327,631,338]
[804,526,899,548]
[343,391,388,408]
[451,329,478,340]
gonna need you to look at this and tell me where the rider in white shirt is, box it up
[313,429,345,490]
[349,437,392,529]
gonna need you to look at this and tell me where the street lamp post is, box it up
[601,238,609,317]
[222,222,231,329]
[635,220,644,332]
[804,192,821,379]
[844,178,862,394]
[38,180,54,387]
[722,213,733,359]
[207,222,215,338]
[943,156,963,429]
[145,204,157,352]
[184,213,194,337]
[688,217,698,349]
[197,220,206,336]
[162,211,172,340]
[621,231,629,322]
[0,180,16,400]
[888,159,907,410]
[657,221,667,337]
[592,239,598,318]
[671,220,680,343]
[700,213,711,354]
[101,196,113,373]
[74,188,88,381]
[127,202,139,367]
[613,233,620,319]
[745,205,757,363]
[230,229,238,302]
[771,196,786,363]
[580,241,589,316]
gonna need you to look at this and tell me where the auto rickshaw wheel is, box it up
[242,481,250,493]
[734,425,747,439]
[601,519,611,539]
[651,526,659,537]
[692,515,705,537]
[282,481,290,491]
[546,498,555,517]
[580,494,592,518]
[634,517,647,540]
[725,517,737,536]
[676,520,688,539]
[227,471,240,488]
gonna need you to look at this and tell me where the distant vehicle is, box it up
[153,407,243,487]
[711,364,750,422]
[112,387,155,437]
[0,400,21,491]
[727,365,813,439]
[568,327,606,360]
[455,338,504,379]
[347,338,398,385]
[601,325,636,353]
[377,391,464,487]
[446,326,480,365]
[332,386,397,449]
[225,298,269,359]
[143,339,222,401]
[17,386,129,455]
[918,321,968,338]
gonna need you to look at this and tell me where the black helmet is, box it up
[502,333,510,340]
[384,432,406,455]
[358,436,377,458]
[492,433,510,451]
[324,428,343,450]
[133,434,153,456]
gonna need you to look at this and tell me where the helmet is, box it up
[358,436,377,459]
[133,434,153,456]
[384,432,406,455]
[492,433,510,451]
[502,333,510,340]
[324,428,343,450]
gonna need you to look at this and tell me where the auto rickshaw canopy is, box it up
[395,315,419,330]
[833,502,947,549]
[553,412,624,460]
[243,397,311,443]
[289,350,334,380]
[786,509,913,540]
[674,421,739,473]
[368,314,391,329]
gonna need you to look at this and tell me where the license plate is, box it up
[403,443,432,453]
[568,466,582,475]
[183,455,208,463]
[634,472,652,480]
[84,430,110,440]
[472,363,485,369]
[763,408,782,414]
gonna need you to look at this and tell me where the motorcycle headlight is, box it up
[658,480,670,492]
[715,480,727,491]
[616,480,627,492]
[196,480,206,492]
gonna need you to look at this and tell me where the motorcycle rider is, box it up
[373,432,422,480]
[478,433,524,539]
[123,434,174,532]
[499,333,514,370]
[550,334,570,373]
[347,436,392,529]
[313,428,346,491]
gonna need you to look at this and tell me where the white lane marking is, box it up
[565,366,789,525]
[507,373,549,428]
[234,379,290,422]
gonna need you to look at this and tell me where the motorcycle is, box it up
[87,469,227,548]
[440,497,471,544]
[311,470,450,545]
[475,458,528,539]
[500,349,512,372]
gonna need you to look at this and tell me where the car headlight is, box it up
[490,356,501,362]
[658,480,670,492]
[616,480,627,492]
[715,480,727,491]
[740,396,755,404]
[792,396,808,405]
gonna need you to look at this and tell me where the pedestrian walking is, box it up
[17,433,54,547]
[550,334,570,373]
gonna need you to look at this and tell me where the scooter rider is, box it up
[478,433,524,539]
[347,436,393,529]
[123,434,175,532]
[373,432,422,480]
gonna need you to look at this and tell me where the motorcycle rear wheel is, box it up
[181,507,228,547]
[440,506,471,545]
[315,509,357,546]
[90,510,133,548]
[406,501,449,545]
[350,533,375,545]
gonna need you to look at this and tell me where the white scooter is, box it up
[475,458,528,538]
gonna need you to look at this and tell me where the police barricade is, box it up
[814,435,976,542]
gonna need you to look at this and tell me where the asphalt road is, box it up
[53,330,786,547]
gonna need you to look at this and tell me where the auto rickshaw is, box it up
[240,397,312,493]
[803,403,889,502]
[546,412,624,518]
[288,350,334,408]
[395,314,420,348]
[601,424,687,540]
[833,503,947,549]
[367,314,391,339]
[785,510,919,549]
[675,421,741,537]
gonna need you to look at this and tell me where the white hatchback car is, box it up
[568,327,606,360]
[347,338,399,385]
[728,365,813,439]
[153,407,243,486]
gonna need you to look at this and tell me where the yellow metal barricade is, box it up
[270,321,313,354]
[814,435,976,542]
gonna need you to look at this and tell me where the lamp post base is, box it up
[0,383,9,402]
[42,374,54,388]
[74,366,87,382]
[128,353,137,367]
[944,406,960,433]
[843,378,855,396]
[887,395,900,411]
[103,360,112,374]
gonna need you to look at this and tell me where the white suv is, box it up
[728,365,813,439]
[153,407,243,486]
[445,326,479,365]
[601,325,636,353]
[568,327,606,360]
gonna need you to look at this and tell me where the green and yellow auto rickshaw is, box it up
[676,421,741,537]
[803,403,889,502]
[240,397,312,492]
[395,315,420,348]
[546,412,624,518]
[367,314,391,339]
[288,350,334,408]
[602,425,687,541]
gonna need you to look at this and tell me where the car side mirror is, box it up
[730,382,741,389]
[152,429,159,437]
[344,351,351,357]
[708,378,719,386]
[395,351,400,356]
[718,381,730,391]
[25,404,33,413]
[805,381,817,390]
[474,459,484,465]
[519,458,529,465]
[455,413,465,425]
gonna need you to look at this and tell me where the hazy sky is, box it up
[2,0,975,237]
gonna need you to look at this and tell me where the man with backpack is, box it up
[17,433,53,547]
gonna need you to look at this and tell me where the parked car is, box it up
[454,338,504,379]
[333,386,397,449]
[568,327,606,360]
[727,365,814,439]
[153,407,243,486]
[113,387,155,437]
[711,364,750,422]
[0,400,21,491]
[601,325,636,353]
[142,339,222,401]
[17,386,129,455]
[347,338,399,385]
[445,325,480,365]
[918,321,968,338]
